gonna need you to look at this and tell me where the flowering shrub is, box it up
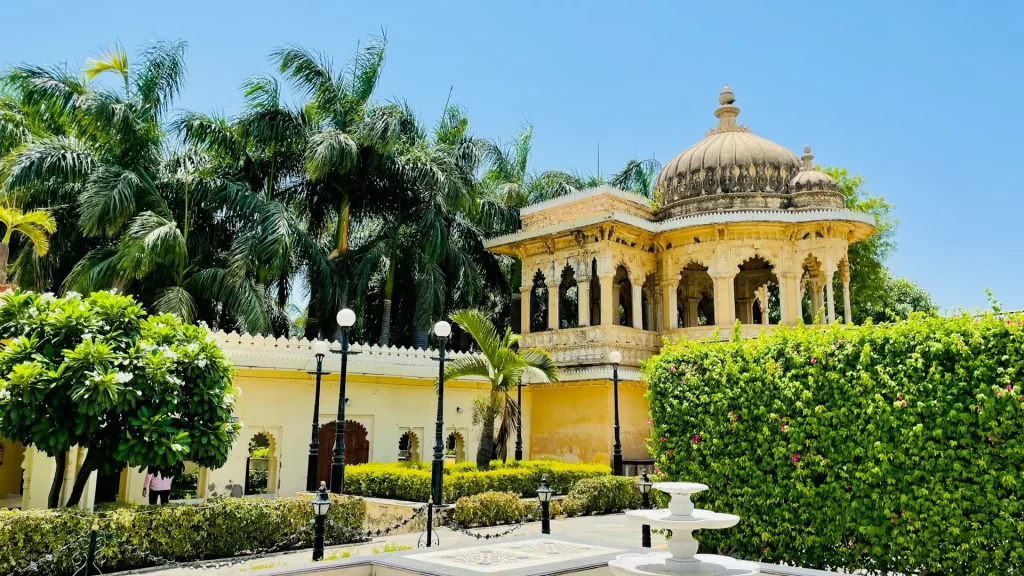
[0,290,240,505]
[644,313,1024,576]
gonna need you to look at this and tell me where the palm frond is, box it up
[79,165,143,236]
[3,136,96,191]
[153,285,197,322]
[85,43,129,86]
[133,40,188,115]
[305,129,357,180]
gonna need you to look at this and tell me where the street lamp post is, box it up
[609,350,623,476]
[430,320,452,508]
[330,309,357,494]
[307,340,330,492]
[514,381,524,461]
[638,472,652,547]
[311,482,332,561]
[537,474,553,535]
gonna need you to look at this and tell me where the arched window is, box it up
[614,265,632,327]
[529,270,548,332]
[678,263,713,328]
[558,265,578,329]
[735,256,779,325]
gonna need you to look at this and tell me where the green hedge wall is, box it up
[0,494,365,575]
[644,314,1024,576]
[345,460,609,502]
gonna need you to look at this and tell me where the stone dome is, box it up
[655,86,843,217]
[790,146,838,193]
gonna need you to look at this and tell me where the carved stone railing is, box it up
[520,325,662,368]
[662,324,776,343]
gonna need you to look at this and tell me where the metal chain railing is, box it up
[438,504,544,541]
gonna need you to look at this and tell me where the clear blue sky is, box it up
[3,1,1021,311]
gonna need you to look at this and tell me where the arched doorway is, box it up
[677,262,714,328]
[446,431,466,462]
[245,432,277,496]
[614,265,632,326]
[317,421,369,486]
[398,430,421,462]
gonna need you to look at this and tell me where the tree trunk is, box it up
[47,451,66,509]
[0,242,9,285]
[304,280,321,340]
[65,450,98,507]
[475,416,496,470]
[380,299,392,346]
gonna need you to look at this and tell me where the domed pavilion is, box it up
[483,86,875,466]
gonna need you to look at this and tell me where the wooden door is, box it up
[317,421,370,487]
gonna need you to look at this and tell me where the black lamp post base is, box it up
[330,461,344,494]
[306,451,318,492]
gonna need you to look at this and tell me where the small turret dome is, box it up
[790,146,838,193]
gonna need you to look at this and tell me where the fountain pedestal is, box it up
[608,482,759,576]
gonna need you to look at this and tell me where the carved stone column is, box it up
[599,274,614,326]
[547,281,560,330]
[578,278,591,327]
[631,284,643,329]
[778,273,801,326]
[685,298,699,327]
[520,287,532,335]
[663,281,678,330]
[755,285,769,326]
[825,277,836,324]
[811,281,824,324]
[611,281,621,326]
[711,272,736,326]
[842,279,852,324]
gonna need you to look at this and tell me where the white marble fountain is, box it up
[608,482,760,576]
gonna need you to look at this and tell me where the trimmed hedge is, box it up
[0,494,365,575]
[645,314,1024,576]
[345,460,609,502]
[561,476,641,517]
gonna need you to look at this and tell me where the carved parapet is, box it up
[519,325,662,368]
[663,324,777,343]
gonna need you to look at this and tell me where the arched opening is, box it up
[317,420,369,486]
[398,430,421,462]
[245,432,277,496]
[0,437,25,509]
[800,255,825,324]
[558,265,578,329]
[734,256,779,325]
[529,270,548,332]
[445,431,466,462]
[589,259,601,326]
[677,262,714,328]
[614,265,633,327]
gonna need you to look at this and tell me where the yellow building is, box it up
[2,86,874,510]
[485,86,875,467]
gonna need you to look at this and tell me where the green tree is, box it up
[609,157,661,198]
[0,290,241,507]
[856,274,936,323]
[443,309,558,469]
[0,205,55,285]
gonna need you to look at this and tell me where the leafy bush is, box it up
[0,494,365,575]
[645,314,1024,576]
[246,468,269,494]
[344,460,608,502]
[452,491,530,527]
[561,476,640,516]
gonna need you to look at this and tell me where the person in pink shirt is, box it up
[143,467,174,505]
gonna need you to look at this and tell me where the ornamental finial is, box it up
[711,84,742,134]
[801,145,814,170]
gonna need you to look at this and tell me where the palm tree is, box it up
[0,205,55,285]
[609,157,662,198]
[443,309,558,469]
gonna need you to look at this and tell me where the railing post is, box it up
[85,522,98,576]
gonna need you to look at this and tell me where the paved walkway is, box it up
[144,514,668,575]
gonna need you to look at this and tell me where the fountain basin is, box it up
[609,552,759,576]
[623,508,739,530]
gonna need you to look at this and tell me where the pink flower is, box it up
[659,436,666,443]
[691,434,701,445]
[669,365,677,372]
[810,358,817,365]
[647,419,653,425]
[780,424,788,433]
[897,394,903,401]
[654,466,661,474]
[833,342,840,349]
[1007,385,1013,391]
[988,435,994,442]
[666,449,674,456]
[791,453,801,463]
[845,485,851,491]
[728,411,739,422]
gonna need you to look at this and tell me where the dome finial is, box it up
[719,85,735,106]
[801,145,814,170]
[712,85,741,132]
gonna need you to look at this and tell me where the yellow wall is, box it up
[0,438,25,497]
[528,379,650,464]
[204,368,500,498]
